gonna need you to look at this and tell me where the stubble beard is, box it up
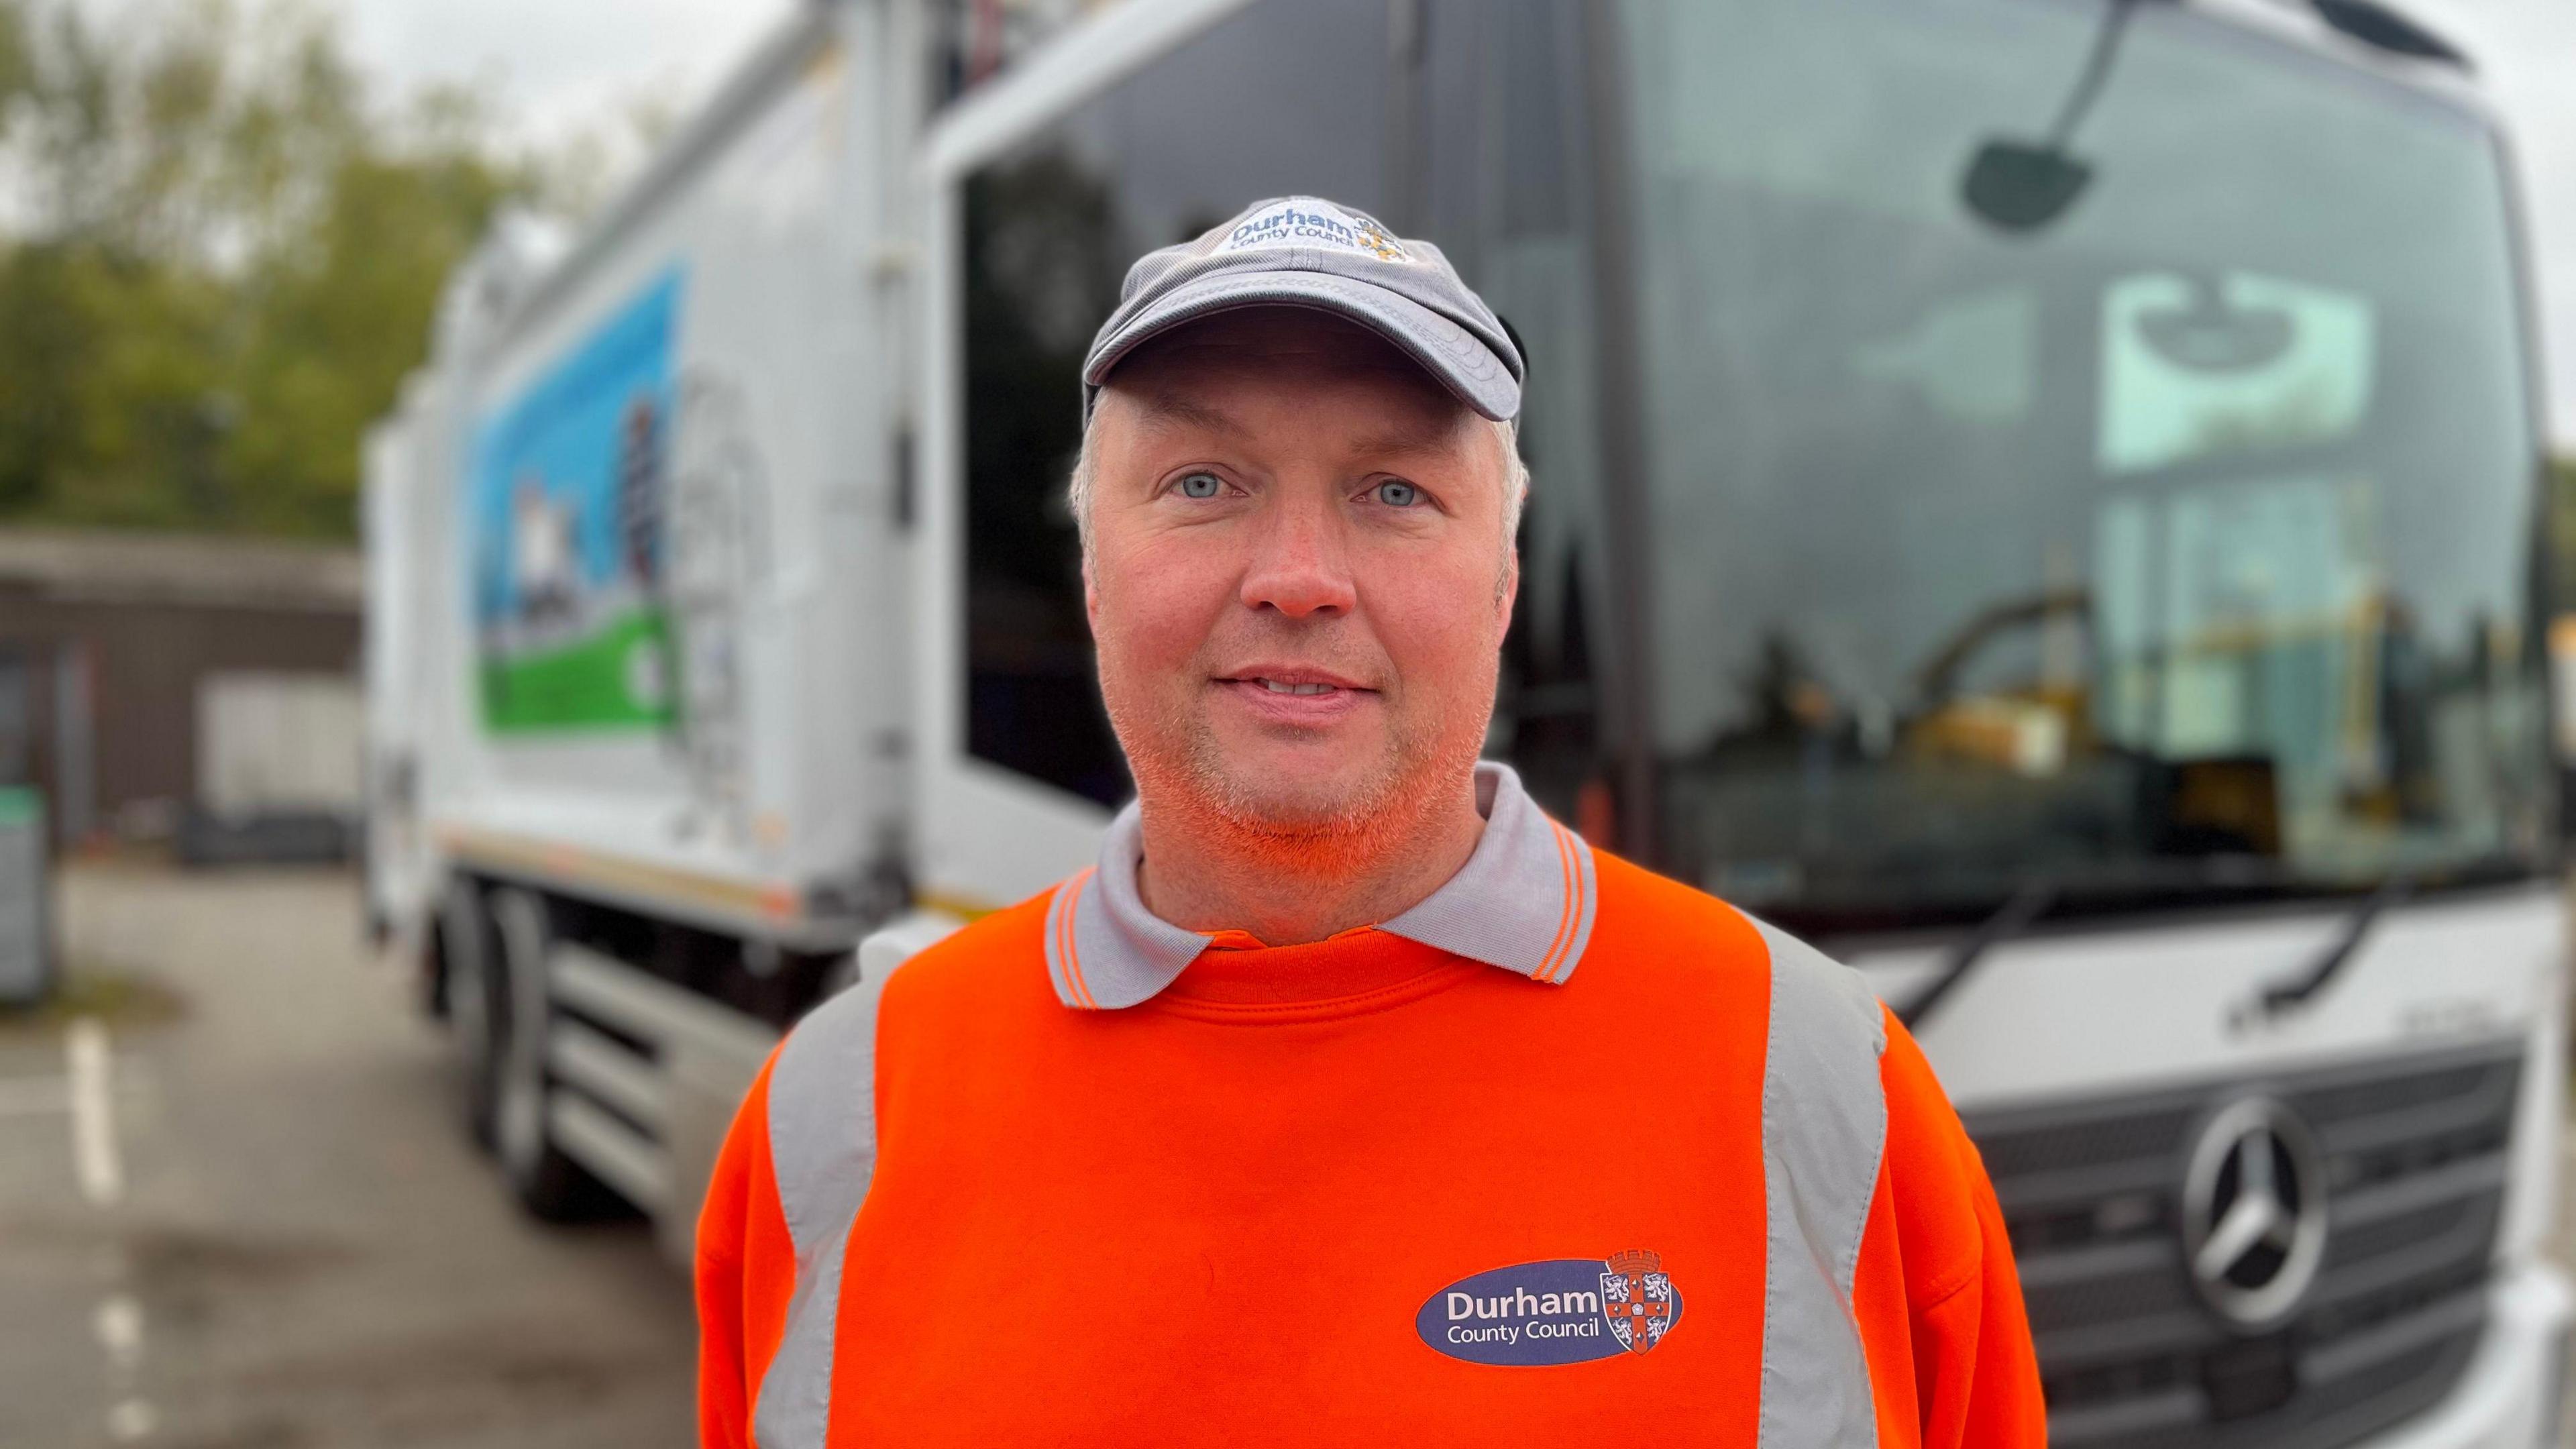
[1104,667,1493,876]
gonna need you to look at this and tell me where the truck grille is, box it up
[1964,1038,2520,1448]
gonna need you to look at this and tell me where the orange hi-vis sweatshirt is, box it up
[697,763,2045,1448]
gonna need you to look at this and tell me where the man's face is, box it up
[1084,308,1518,844]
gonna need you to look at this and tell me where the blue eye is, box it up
[1176,472,1223,499]
[1374,480,1421,507]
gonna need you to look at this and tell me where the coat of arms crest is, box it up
[1600,1248,1677,1354]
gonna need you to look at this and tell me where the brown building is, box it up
[0,529,362,851]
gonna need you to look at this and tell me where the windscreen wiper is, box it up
[1898,879,2057,1032]
[2253,871,2414,1019]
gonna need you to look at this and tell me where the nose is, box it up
[1238,490,1356,619]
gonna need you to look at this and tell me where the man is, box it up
[697,196,2044,1447]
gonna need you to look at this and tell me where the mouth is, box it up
[1243,678,1344,696]
[1214,667,1372,694]
[1211,667,1377,722]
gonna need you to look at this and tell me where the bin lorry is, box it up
[364,0,2573,1442]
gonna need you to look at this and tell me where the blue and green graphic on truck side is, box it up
[476,607,677,734]
[467,266,686,736]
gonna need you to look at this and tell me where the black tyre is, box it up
[439,881,501,1152]
[488,888,625,1222]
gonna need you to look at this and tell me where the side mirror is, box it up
[1961,142,2094,234]
[1959,0,2138,236]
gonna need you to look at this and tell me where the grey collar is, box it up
[1041,761,1600,1010]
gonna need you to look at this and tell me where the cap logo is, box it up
[1416,1250,1684,1365]
[1216,199,1410,263]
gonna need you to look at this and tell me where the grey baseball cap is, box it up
[1081,195,1523,424]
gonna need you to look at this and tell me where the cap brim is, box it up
[1082,270,1520,423]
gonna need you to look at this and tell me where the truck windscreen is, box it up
[1615,0,2546,928]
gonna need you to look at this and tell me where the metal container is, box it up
[0,787,53,1006]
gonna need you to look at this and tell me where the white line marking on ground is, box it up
[70,1024,152,1439]
[94,1294,143,1365]
[94,1286,155,1444]
[66,1017,122,1205]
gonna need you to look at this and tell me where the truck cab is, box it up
[913,1,2572,1443]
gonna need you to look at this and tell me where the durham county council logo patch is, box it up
[1417,1250,1686,1366]
[1215,199,1413,263]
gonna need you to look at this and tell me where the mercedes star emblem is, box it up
[2180,1095,2328,1330]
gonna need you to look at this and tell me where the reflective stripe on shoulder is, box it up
[751,953,911,1449]
[1748,914,1890,1449]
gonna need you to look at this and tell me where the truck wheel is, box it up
[488,888,623,1221]
[439,881,500,1151]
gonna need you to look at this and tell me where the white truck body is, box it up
[364,1,2571,1442]
[362,3,927,1242]
[369,11,915,957]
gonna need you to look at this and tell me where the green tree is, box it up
[0,0,536,537]
[223,113,521,534]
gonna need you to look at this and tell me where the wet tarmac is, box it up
[0,863,695,1449]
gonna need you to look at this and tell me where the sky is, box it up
[331,0,787,148]
[107,0,2576,447]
